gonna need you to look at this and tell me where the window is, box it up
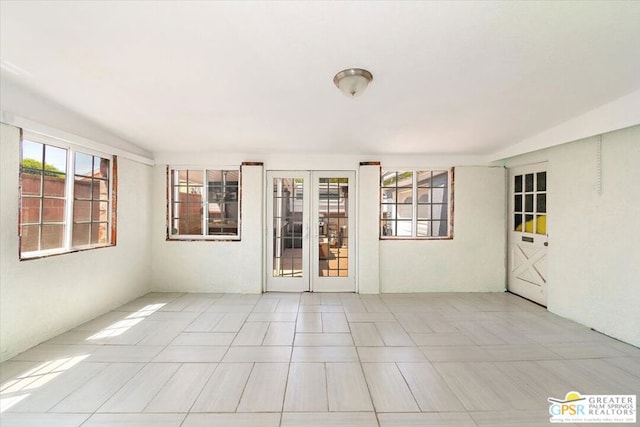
[20,139,115,259]
[380,169,453,238]
[168,168,240,240]
[513,171,546,235]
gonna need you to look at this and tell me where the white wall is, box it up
[0,123,153,362]
[358,164,381,294]
[379,166,507,292]
[491,90,640,161]
[150,164,264,293]
[503,125,640,347]
[0,77,152,160]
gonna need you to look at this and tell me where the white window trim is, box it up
[380,167,454,240]
[3,111,154,165]
[20,132,115,259]
[167,166,241,241]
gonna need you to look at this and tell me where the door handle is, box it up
[544,242,548,247]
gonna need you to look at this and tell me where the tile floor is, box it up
[1,292,638,427]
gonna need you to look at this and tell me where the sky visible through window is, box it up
[22,141,66,172]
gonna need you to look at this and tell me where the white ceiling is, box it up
[1,1,639,157]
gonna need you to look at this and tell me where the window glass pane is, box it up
[381,188,398,203]
[207,170,222,182]
[396,203,412,219]
[514,194,522,212]
[187,170,203,185]
[171,169,217,238]
[416,171,432,186]
[43,198,65,223]
[208,184,224,202]
[21,225,40,252]
[536,215,547,235]
[92,201,109,222]
[43,174,66,197]
[431,204,448,221]
[431,187,447,203]
[44,145,67,176]
[74,200,91,222]
[208,222,238,235]
[524,214,534,233]
[72,223,91,246]
[431,220,447,237]
[225,170,240,182]
[514,214,523,231]
[382,171,412,188]
[395,220,412,237]
[525,174,534,192]
[417,188,430,203]
[187,218,203,235]
[74,178,92,199]
[171,219,180,235]
[22,140,43,164]
[536,172,546,191]
[172,202,183,220]
[416,221,430,237]
[41,224,64,250]
[423,170,448,188]
[21,198,41,224]
[514,175,522,193]
[380,220,393,236]
[94,157,110,179]
[173,187,188,203]
[75,152,93,176]
[417,204,431,220]
[525,194,534,212]
[21,170,42,196]
[91,223,109,244]
[93,179,109,200]
[536,194,546,213]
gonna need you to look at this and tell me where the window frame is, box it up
[166,166,242,241]
[380,168,454,240]
[19,133,117,260]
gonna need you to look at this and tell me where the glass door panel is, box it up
[312,171,355,292]
[266,172,309,292]
[272,177,304,278]
[317,178,349,277]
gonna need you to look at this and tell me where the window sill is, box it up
[167,236,241,242]
[379,236,454,241]
[19,243,115,261]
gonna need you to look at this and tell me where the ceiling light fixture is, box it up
[333,68,373,98]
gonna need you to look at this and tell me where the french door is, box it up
[266,171,356,292]
[508,163,549,306]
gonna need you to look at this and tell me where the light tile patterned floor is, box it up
[1,292,638,427]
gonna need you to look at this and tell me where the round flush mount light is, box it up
[333,68,373,97]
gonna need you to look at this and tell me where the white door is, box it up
[508,163,548,306]
[266,171,356,292]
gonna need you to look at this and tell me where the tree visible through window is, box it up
[380,169,452,238]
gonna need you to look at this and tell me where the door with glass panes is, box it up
[266,171,355,292]
[508,163,548,306]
